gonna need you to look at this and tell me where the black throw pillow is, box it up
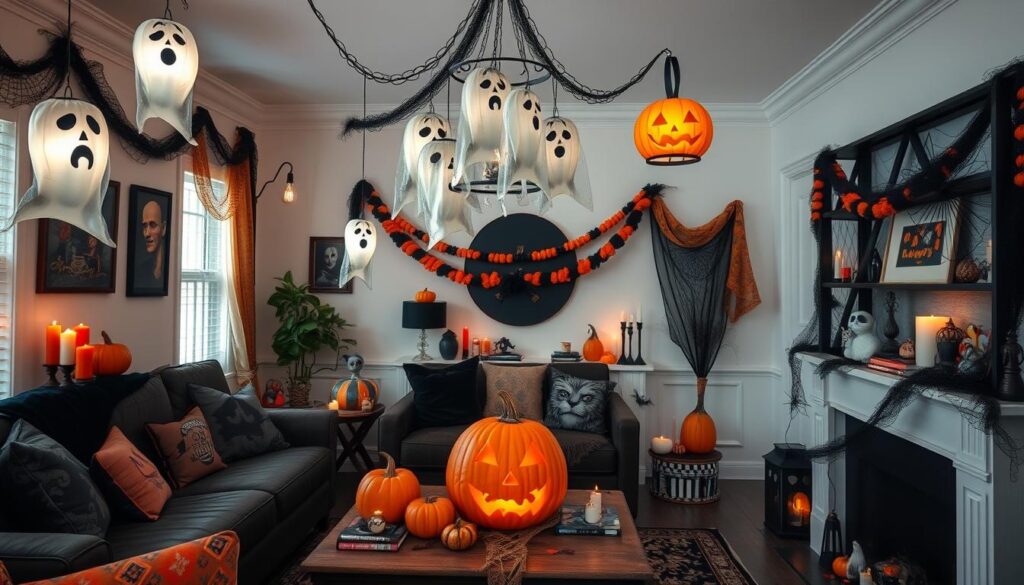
[188,384,289,462]
[404,357,480,428]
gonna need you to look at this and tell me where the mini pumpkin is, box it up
[680,378,716,454]
[899,339,916,360]
[415,288,437,303]
[954,258,981,283]
[599,351,617,365]
[440,519,478,551]
[582,324,604,361]
[671,442,687,455]
[404,495,456,539]
[93,331,132,376]
[832,555,849,578]
[355,452,421,523]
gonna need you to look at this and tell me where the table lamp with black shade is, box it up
[402,301,447,361]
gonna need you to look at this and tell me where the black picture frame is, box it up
[36,181,120,293]
[308,236,352,294]
[126,185,172,297]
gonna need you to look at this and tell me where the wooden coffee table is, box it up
[301,486,653,584]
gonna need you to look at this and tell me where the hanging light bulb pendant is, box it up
[133,18,199,144]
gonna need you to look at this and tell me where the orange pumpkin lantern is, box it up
[355,452,421,523]
[680,378,717,454]
[445,391,568,530]
[404,495,456,539]
[582,324,604,361]
[93,331,132,376]
[634,56,713,166]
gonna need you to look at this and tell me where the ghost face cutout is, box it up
[452,68,510,188]
[418,139,474,247]
[497,89,545,203]
[133,19,199,145]
[339,219,377,288]
[394,113,450,217]
[2,98,114,247]
[541,117,592,211]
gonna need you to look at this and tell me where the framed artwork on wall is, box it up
[881,202,961,284]
[308,236,352,294]
[36,180,120,293]
[126,185,172,297]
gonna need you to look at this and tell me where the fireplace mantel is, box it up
[796,352,1024,585]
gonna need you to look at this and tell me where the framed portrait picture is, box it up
[36,181,120,293]
[126,185,172,297]
[308,236,352,293]
[881,202,961,284]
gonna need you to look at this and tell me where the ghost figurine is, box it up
[843,311,881,362]
[418,139,473,247]
[393,113,450,217]
[452,68,510,189]
[339,219,376,288]
[846,541,866,579]
[1,98,114,246]
[496,88,545,207]
[132,19,199,145]
[540,116,592,213]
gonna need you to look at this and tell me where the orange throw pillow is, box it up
[90,426,172,521]
[146,407,226,488]
[22,531,239,585]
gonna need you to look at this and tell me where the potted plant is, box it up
[268,271,356,407]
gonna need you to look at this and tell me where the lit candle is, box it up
[651,435,673,454]
[585,486,602,524]
[328,400,339,411]
[619,311,625,323]
[915,315,948,368]
[44,321,62,365]
[859,569,874,585]
[462,327,469,358]
[629,314,635,327]
[481,337,492,355]
[74,345,94,380]
[73,323,90,347]
[59,328,77,366]
[834,249,843,280]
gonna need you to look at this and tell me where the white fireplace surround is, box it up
[796,353,1024,585]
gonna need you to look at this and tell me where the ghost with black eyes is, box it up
[1,98,114,247]
[132,19,199,145]
[394,113,450,218]
[539,116,592,212]
[418,139,474,247]
[339,219,377,288]
[496,88,545,209]
[452,68,510,190]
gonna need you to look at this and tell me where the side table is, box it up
[333,404,385,473]
[649,448,722,504]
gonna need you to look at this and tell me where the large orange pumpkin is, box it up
[445,391,567,530]
[404,495,456,539]
[355,452,421,523]
[680,378,717,454]
[633,56,713,166]
[582,325,604,361]
[93,331,132,376]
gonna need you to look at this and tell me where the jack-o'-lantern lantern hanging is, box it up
[634,55,713,166]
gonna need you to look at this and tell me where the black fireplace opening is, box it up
[845,415,956,584]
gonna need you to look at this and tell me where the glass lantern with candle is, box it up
[763,443,812,539]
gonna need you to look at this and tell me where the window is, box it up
[0,120,15,397]
[179,171,229,367]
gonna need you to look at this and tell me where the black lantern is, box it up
[763,443,812,539]
[819,510,844,569]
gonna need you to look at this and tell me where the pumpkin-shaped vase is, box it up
[333,375,379,411]
[680,378,717,454]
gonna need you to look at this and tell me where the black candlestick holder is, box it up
[617,321,629,365]
[634,322,646,365]
[42,364,60,387]
[624,323,636,365]
[59,365,75,388]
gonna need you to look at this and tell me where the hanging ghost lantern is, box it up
[418,139,473,247]
[339,219,377,288]
[540,116,592,212]
[133,19,199,145]
[497,88,545,205]
[452,68,510,189]
[1,98,114,246]
[394,113,450,217]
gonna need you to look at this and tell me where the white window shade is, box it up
[0,120,16,397]
[180,171,229,368]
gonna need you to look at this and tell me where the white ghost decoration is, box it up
[394,113,450,217]
[497,88,545,206]
[540,116,592,212]
[133,18,199,145]
[339,219,377,288]
[1,98,114,247]
[418,139,473,247]
[452,68,510,189]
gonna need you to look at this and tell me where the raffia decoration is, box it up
[483,515,559,585]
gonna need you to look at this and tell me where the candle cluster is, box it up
[44,321,95,380]
[618,304,644,326]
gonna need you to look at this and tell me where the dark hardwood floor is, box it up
[331,473,806,585]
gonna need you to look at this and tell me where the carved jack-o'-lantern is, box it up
[446,391,567,530]
[633,56,713,165]
[394,113,450,217]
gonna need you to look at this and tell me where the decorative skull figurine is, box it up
[843,311,881,362]
[418,139,474,246]
[452,68,510,189]
[394,113,450,217]
[497,88,545,205]
[2,98,114,246]
[132,19,199,144]
[339,219,376,287]
[540,116,592,212]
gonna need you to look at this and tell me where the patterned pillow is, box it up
[188,383,289,462]
[146,407,226,488]
[481,363,546,421]
[22,531,239,585]
[0,419,110,536]
[543,369,615,434]
[91,426,172,521]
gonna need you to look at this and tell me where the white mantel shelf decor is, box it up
[796,352,1024,585]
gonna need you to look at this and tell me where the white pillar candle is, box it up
[59,328,78,365]
[651,435,673,454]
[859,569,874,585]
[915,315,948,367]
[834,249,843,280]
[585,486,602,524]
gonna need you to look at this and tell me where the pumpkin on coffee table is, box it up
[355,452,421,523]
[404,495,456,539]
[93,331,132,375]
[440,519,478,551]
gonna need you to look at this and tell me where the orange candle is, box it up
[481,337,492,354]
[44,321,62,365]
[74,345,94,380]
[73,323,90,347]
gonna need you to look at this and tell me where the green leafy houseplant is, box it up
[268,271,356,405]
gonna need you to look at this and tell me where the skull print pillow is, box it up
[132,19,199,145]
[543,368,614,434]
[452,68,510,189]
[497,88,545,205]
[394,113,450,217]
[418,139,474,247]
[540,116,592,212]
[339,219,377,288]
[3,98,115,247]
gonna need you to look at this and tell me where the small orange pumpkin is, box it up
[92,331,132,376]
[680,378,717,454]
[582,325,604,361]
[355,452,421,523]
[414,288,437,303]
[404,495,456,539]
[440,519,478,551]
[599,351,616,365]
[832,555,849,578]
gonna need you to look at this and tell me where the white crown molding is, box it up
[760,0,959,125]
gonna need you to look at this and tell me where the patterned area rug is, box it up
[271,523,756,585]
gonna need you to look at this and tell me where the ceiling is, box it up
[98,0,880,106]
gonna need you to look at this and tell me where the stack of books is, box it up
[551,351,582,362]
[336,517,408,552]
[480,353,523,362]
[554,505,621,536]
[866,356,920,377]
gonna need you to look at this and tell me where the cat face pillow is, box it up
[543,369,614,434]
